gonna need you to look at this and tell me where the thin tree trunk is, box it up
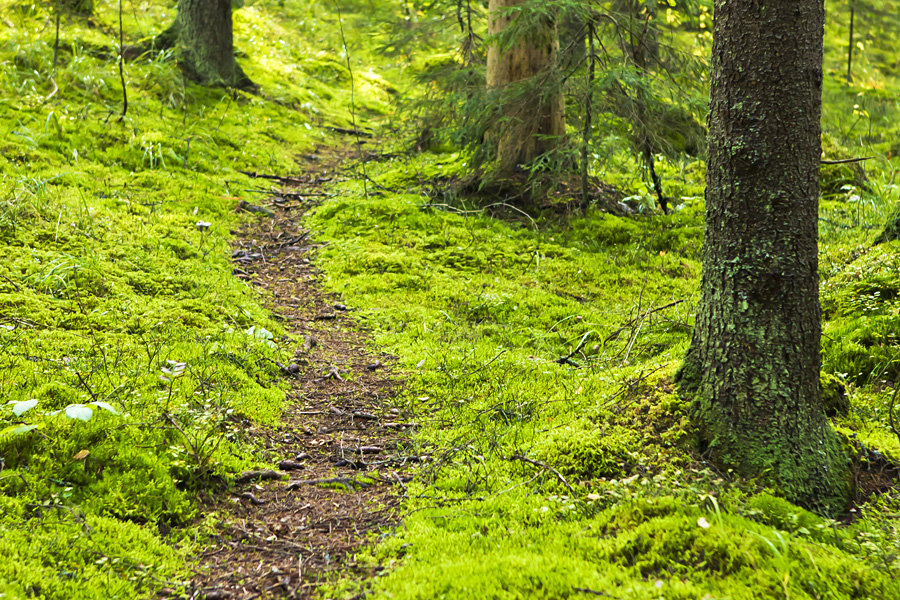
[118,0,127,119]
[847,5,854,83]
[618,0,666,212]
[486,0,565,176]
[677,0,850,513]
[581,21,595,205]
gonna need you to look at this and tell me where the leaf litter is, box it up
[188,148,410,600]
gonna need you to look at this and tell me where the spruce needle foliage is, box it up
[392,0,708,203]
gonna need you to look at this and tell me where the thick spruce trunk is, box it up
[486,0,565,175]
[677,0,850,513]
[156,0,250,88]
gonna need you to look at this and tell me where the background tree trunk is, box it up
[616,0,666,212]
[486,0,565,175]
[156,0,251,88]
[58,0,93,16]
[677,0,850,513]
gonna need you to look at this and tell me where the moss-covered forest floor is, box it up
[3,0,900,598]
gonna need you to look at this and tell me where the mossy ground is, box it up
[309,157,900,599]
[0,0,392,596]
[2,0,900,599]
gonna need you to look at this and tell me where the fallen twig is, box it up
[351,411,378,420]
[285,477,371,491]
[821,156,874,165]
[557,332,594,366]
[0,275,20,292]
[603,299,685,344]
[889,384,900,446]
[329,126,374,138]
[235,469,283,484]
[45,77,58,102]
[393,471,408,496]
[237,170,307,185]
[573,587,621,598]
[238,491,265,505]
[602,365,666,410]
[506,454,575,496]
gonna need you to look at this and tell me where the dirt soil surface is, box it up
[184,148,415,600]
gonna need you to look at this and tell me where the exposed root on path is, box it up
[187,150,411,600]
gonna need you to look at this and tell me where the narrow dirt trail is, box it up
[186,149,414,600]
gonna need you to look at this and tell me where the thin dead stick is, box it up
[602,364,666,410]
[285,477,370,490]
[45,77,58,102]
[117,0,127,118]
[506,454,575,496]
[889,384,900,446]
[821,156,874,165]
[604,299,685,344]
[393,471,408,497]
[557,331,596,366]
[333,1,369,200]
[53,10,60,69]
[622,303,650,364]
[237,170,307,184]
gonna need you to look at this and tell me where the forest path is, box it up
[186,147,411,600]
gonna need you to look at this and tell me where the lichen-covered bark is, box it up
[677,0,850,514]
[486,0,565,175]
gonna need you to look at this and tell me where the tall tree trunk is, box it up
[847,4,854,83]
[617,0,658,67]
[58,0,93,16]
[676,0,850,513]
[486,0,565,176]
[155,0,251,88]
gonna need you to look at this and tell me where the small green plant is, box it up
[1,398,118,439]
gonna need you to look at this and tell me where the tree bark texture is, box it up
[486,0,566,175]
[677,0,850,513]
[159,0,250,88]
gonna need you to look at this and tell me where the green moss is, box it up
[305,142,900,597]
[821,244,900,384]
[821,372,850,417]
[820,133,871,197]
[535,422,638,479]
[0,0,401,593]
[4,0,900,596]
[746,492,831,539]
